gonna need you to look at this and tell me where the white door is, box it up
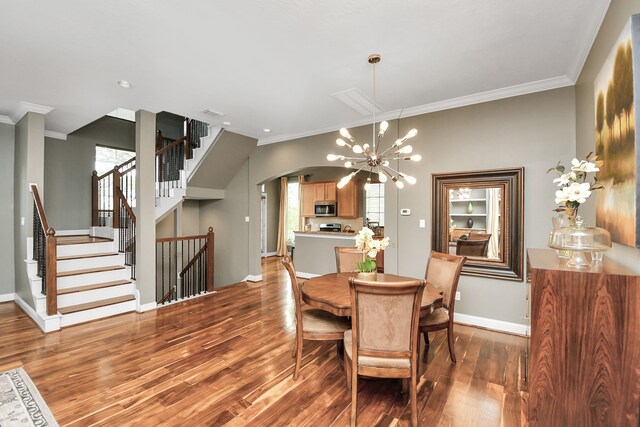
[261,193,267,257]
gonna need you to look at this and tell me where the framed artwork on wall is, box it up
[594,14,640,248]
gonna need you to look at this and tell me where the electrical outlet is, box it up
[455,291,461,301]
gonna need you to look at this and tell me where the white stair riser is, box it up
[58,283,136,307]
[57,241,115,257]
[34,294,46,313]
[57,268,131,289]
[57,253,125,272]
[60,299,136,327]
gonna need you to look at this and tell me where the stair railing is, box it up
[155,131,188,198]
[30,185,57,315]
[156,227,214,305]
[92,157,136,227]
[115,187,136,280]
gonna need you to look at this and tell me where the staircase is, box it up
[155,123,222,222]
[25,118,219,332]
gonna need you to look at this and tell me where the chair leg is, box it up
[410,370,418,427]
[423,331,430,346]
[344,353,352,390]
[293,334,303,379]
[447,325,456,364]
[351,365,358,427]
[291,337,297,358]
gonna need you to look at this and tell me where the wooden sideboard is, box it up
[525,248,640,426]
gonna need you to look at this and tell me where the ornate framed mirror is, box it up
[432,167,524,281]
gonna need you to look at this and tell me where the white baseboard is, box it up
[137,301,157,313]
[56,229,90,236]
[0,293,15,303]
[244,274,263,282]
[454,312,528,336]
[261,252,277,258]
[13,294,61,333]
[156,290,217,308]
[296,272,320,279]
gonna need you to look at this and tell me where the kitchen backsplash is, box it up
[305,217,364,232]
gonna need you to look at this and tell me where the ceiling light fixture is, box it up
[223,121,231,126]
[117,80,132,89]
[263,128,271,133]
[327,54,421,190]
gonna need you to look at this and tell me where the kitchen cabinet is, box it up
[337,179,360,219]
[313,182,336,201]
[524,248,640,426]
[300,183,316,217]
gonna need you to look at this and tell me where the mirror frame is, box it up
[432,167,524,281]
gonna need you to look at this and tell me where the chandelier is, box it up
[327,54,421,190]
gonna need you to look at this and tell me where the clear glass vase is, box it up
[549,214,572,259]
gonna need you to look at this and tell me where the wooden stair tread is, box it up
[58,295,136,315]
[57,280,132,295]
[57,236,113,246]
[57,252,119,261]
[57,265,125,277]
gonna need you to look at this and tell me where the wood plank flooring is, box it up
[0,257,526,426]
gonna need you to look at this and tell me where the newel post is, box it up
[91,170,98,226]
[112,166,121,229]
[46,228,57,315]
[207,226,214,292]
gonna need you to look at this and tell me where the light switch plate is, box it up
[400,209,410,216]
[455,291,461,301]
[419,219,426,228]
[245,216,250,223]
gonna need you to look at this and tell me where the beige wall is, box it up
[44,116,135,230]
[576,0,640,271]
[0,123,15,296]
[246,87,576,325]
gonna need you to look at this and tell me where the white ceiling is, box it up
[0,0,610,144]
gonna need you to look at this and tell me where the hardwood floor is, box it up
[0,257,526,426]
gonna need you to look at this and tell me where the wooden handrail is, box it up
[155,136,187,156]
[159,286,177,304]
[117,157,136,170]
[30,184,57,316]
[156,233,208,243]
[30,185,51,232]
[179,245,207,278]
[115,187,136,223]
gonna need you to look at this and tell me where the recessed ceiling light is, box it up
[223,121,231,126]
[117,80,132,89]
[263,128,271,133]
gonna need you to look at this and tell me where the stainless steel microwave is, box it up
[314,201,337,217]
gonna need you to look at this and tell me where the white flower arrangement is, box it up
[548,152,603,217]
[354,227,390,273]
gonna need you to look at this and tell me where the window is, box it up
[286,180,300,243]
[365,183,384,226]
[95,146,135,175]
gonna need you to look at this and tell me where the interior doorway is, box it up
[260,192,268,257]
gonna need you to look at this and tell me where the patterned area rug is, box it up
[0,367,58,426]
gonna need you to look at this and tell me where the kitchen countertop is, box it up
[294,230,357,238]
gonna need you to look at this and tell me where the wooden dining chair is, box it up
[335,246,362,273]
[456,238,489,257]
[281,256,350,380]
[420,251,466,363]
[344,276,426,427]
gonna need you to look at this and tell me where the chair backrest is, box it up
[348,277,426,363]
[456,238,489,257]
[467,232,491,241]
[335,247,362,273]
[281,256,303,326]
[425,251,466,310]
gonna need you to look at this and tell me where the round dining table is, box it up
[301,272,444,317]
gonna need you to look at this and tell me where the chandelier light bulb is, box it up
[382,160,389,166]
[405,128,418,139]
[395,179,405,189]
[378,121,389,137]
[340,128,354,141]
[398,145,413,154]
[344,161,354,167]
[378,171,388,183]
[364,177,372,191]
[410,154,422,162]
[404,175,417,185]
[363,143,370,151]
[327,154,340,161]
[352,145,363,154]
[336,138,347,146]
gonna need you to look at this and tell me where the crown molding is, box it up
[567,0,611,82]
[0,115,13,125]
[10,101,54,124]
[257,75,574,146]
[44,130,67,140]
